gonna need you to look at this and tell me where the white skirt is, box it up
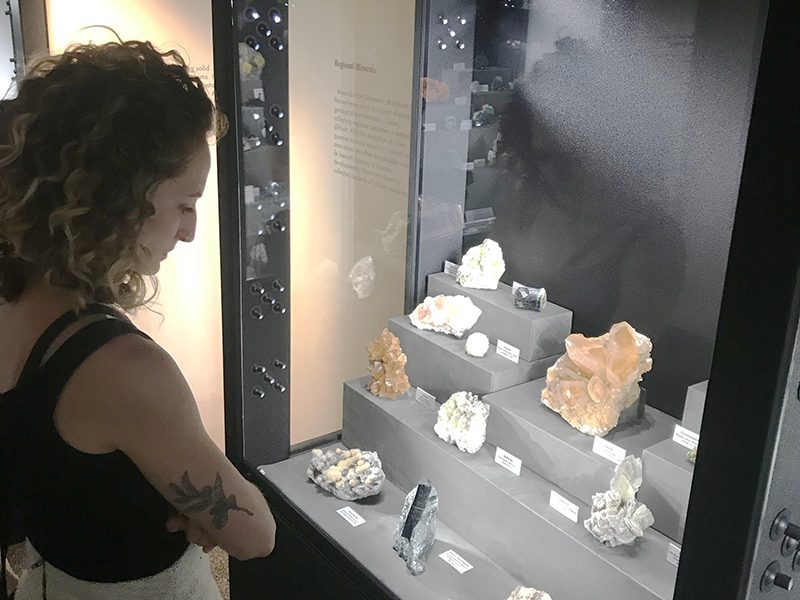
[14,541,223,600]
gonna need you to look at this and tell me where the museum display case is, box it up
[213,1,800,598]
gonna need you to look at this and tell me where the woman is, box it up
[0,40,276,599]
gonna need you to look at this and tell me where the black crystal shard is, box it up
[401,483,431,541]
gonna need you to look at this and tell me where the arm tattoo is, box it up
[169,471,254,529]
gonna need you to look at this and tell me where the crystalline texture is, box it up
[392,480,439,575]
[307,447,385,501]
[506,586,553,600]
[348,255,376,299]
[541,321,653,436]
[367,329,410,400]
[409,295,482,338]
[584,456,655,547]
[513,282,547,311]
[434,391,490,454]
[456,238,506,290]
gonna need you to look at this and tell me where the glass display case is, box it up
[212,1,800,598]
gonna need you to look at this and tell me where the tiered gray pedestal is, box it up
[681,380,707,434]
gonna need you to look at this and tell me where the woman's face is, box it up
[136,145,211,275]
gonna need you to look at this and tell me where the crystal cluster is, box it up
[506,586,553,600]
[348,255,375,299]
[513,282,547,311]
[392,480,439,575]
[409,295,482,338]
[307,448,385,501]
[465,332,490,357]
[584,456,655,547]
[456,239,506,290]
[472,103,497,127]
[367,329,410,400]
[688,447,697,464]
[434,391,490,454]
[541,321,653,436]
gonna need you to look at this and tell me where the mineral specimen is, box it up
[506,586,553,600]
[541,321,653,436]
[307,447,385,501]
[465,332,490,357]
[434,391,490,454]
[472,104,496,127]
[456,239,506,290]
[688,447,697,464]
[367,329,410,400]
[584,456,655,547]
[409,295,482,338]
[513,282,547,311]
[348,255,376,299]
[392,480,439,575]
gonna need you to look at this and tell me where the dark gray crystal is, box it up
[513,284,547,311]
[392,480,439,575]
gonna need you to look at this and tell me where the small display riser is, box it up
[426,272,572,363]
[388,316,556,403]
[682,380,707,434]
[483,378,676,508]
[342,378,677,600]
[639,439,695,543]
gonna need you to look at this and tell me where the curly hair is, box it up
[0,40,227,309]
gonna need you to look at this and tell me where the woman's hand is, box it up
[166,514,218,553]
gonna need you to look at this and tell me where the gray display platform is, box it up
[343,378,677,600]
[426,272,572,362]
[482,379,676,507]
[639,439,695,543]
[388,316,555,403]
[681,380,707,434]
[258,444,523,600]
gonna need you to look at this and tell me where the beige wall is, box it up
[46,0,225,448]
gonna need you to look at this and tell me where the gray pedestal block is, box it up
[482,379,676,507]
[426,272,572,362]
[388,316,555,403]
[639,440,695,543]
[258,444,522,599]
[681,380,708,434]
[342,378,677,600]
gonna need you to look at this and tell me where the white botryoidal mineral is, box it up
[584,456,655,547]
[409,294,482,338]
[506,586,553,600]
[434,391,490,454]
[307,447,385,501]
[456,238,506,290]
[465,332,490,357]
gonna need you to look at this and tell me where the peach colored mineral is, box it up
[367,328,411,400]
[540,321,653,436]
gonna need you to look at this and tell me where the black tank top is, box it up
[3,305,188,582]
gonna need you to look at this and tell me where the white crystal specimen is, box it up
[465,332,490,357]
[456,238,506,290]
[307,447,385,501]
[434,391,490,454]
[584,456,655,547]
[348,255,376,299]
[506,586,553,600]
[409,295,482,338]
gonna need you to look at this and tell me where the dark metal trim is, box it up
[675,0,800,597]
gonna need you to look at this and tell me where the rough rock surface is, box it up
[465,332,490,357]
[392,481,439,575]
[506,586,553,600]
[307,447,385,501]
[348,255,375,299]
[367,329,410,400]
[409,294,482,338]
[541,321,653,436]
[584,456,655,547]
[434,391,490,454]
[456,238,506,290]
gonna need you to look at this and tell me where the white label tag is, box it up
[453,62,466,71]
[667,543,681,567]
[463,162,475,171]
[473,158,486,168]
[460,119,472,131]
[415,387,438,411]
[336,506,365,527]
[673,425,700,450]
[439,549,473,574]
[478,84,489,92]
[253,88,265,101]
[244,185,255,205]
[455,96,467,106]
[549,490,579,523]
[495,447,522,476]
[444,261,460,277]
[592,437,626,465]
[423,123,436,132]
[496,340,520,364]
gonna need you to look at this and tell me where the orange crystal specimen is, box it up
[367,328,411,400]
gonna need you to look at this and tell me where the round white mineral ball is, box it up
[465,332,490,357]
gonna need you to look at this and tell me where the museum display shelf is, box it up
[639,439,694,543]
[681,380,707,435]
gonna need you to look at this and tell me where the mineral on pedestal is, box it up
[512,282,547,311]
[584,456,655,547]
[409,295,482,338]
[541,321,653,436]
[688,447,697,464]
[506,586,553,600]
[307,447,385,501]
[465,332,490,357]
[434,391,490,454]
[392,480,439,575]
[367,329,410,400]
[456,238,506,290]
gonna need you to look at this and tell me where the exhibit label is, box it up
[549,490,580,523]
[415,387,438,411]
[336,506,365,527]
[439,549,474,574]
[592,436,626,465]
[495,447,522,476]
[444,261,460,277]
[496,339,521,363]
[667,543,681,567]
[672,425,700,450]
